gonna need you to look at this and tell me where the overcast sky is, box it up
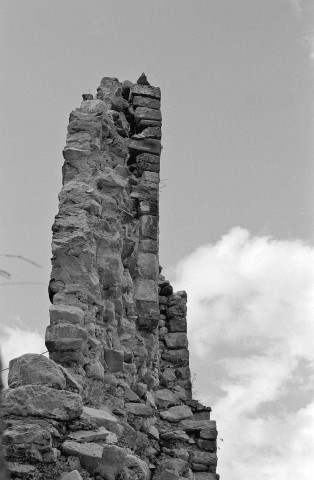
[1,1,314,479]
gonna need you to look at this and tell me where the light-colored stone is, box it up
[3,385,82,420]
[59,365,83,393]
[8,353,66,390]
[68,427,109,443]
[137,253,159,279]
[134,278,158,301]
[160,405,193,422]
[164,332,188,349]
[126,454,150,480]
[62,441,103,474]
[154,389,180,408]
[60,470,83,480]
[49,305,85,325]
[147,425,159,440]
[82,406,119,433]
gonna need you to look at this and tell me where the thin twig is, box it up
[0,254,42,268]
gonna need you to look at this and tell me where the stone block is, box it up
[45,323,88,353]
[60,471,83,480]
[134,278,158,301]
[104,348,124,372]
[133,96,160,109]
[137,253,159,279]
[193,474,218,480]
[68,427,110,443]
[140,215,158,240]
[134,107,162,123]
[160,405,193,422]
[97,168,127,188]
[138,239,158,254]
[136,300,160,331]
[160,430,189,442]
[125,403,153,417]
[126,138,162,156]
[197,438,217,452]
[82,406,119,433]
[130,84,161,99]
[164,332,188,349]
[190,451,217,468]
[168,317,187,332]
[3,385,83,420]
[96,445,128,479]
[193,411,211,421]
[139,126,162,139]
[49,304,85,325]
[179,420,217,435]
[139,200,159,216]
[161,349,189,366]
[62,441,103,475]
[136,152,160,174]
[8,353,66,390]
[3,423,53,462]
[154,389,180,408]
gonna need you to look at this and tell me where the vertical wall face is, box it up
[46,77,166,403]
[2,75,218,480]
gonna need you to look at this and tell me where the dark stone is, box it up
[136,152,160,174]
[137,73,150,85]
[168,317,187,333]
[161,349,189,366]
[160,284,173,296]
[103,349,124,372]
[197,438,217,452]
[82,94,94,100]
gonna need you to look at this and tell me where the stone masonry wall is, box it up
[1,75,219,480]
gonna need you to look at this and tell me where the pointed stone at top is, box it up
[137,73,150,85]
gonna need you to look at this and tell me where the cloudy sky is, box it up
[1,1,314,479]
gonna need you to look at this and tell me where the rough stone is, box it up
[179,420,217,435]
[125,403,153,417]
[62,441,103,475]
[134,107,162,124]
[154,389,180,408]
[160,405,193,422]
[161,349,189,366]
[133,96,160,109]
[103,348,124,372]
[164,332,188,349]
[60,471,83,480]
[68,427,110,443]
[8,353,66,390]
[49,304,85,325]
[190,451,217,468]
[82,406,118,432]
[168,317,187,333]
[3,385,83,420]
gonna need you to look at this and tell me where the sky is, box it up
[1,1,314,479]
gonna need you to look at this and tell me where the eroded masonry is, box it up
[2,75,219,480]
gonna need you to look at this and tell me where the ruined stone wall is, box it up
[1,75,219,480]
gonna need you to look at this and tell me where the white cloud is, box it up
[0,320,46,388]
[167,227,314,480]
